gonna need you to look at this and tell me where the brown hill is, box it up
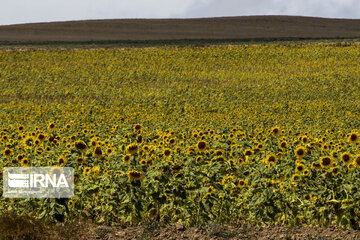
[0,16,360,44]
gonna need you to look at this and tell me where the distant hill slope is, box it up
[0,16,360,43]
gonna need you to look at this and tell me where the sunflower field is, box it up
[1,42,360,228]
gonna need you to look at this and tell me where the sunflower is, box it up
[58,156,67,165]
[92,166,100,179]
[292,174,301,181]
[256,143,264,150]
[47,122,55,130]
[122,154,131,164]
[353,154,360,167]
[271,126,281,136]
[133,124,142,132]
[21,158,29,167]
[279,141,287,149]
[105,148,113,155]
[126,143,139,155]
[196,156,203,164]
[93,146,103,158]
[340,152,352,165]
[196,141,207,152]
[166,137,175,145]
[23,136,34,149]
[331,167,340,176]
[139,159,147,165]
[35,147,44,155]
[74,140,88,153]
[321,144,329,151]
[244,149,253,156]
[90,139,97,147]
[294,146,306,158]
[303,169,310,176]
[238,157,246,164]
[320,156,332,168]
[18,125,24,131]
[3,148,11,157]
[34,139,40,146]
[349,132,359,145]
[37,133,46,143]
[163,148,172,157]
[295,164,305,173]
[136,135,143,144]
[237,179,248,188]
[65,123,71,129]
[127,170,142,180]
[311,162,321,170]
[265,154,277,165]
[215,150,223,156]
[83,167,91,177]
[67,200,74,208]
[301,136,309,144]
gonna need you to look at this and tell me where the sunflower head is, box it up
[237,179,248,188]
[163,148,172,157]
[295,146,306,158]
[105,148,113,155]
[75,140,88,153]
[67,200,74,208]
[292,174,301,181]
[83,167,91,177]
[279,141,287,149]
[349,132,359,145]
[353,154,360,167]
[303,169,310,176]
[93,146,103,158]
[271,127,281,136]
[133,124,142,132]
[3,148,11,157]
[266,154,277,165]
[341,152,352,165]
[331,167,340,176]
[320,156,332,168]
[57,156,67,165]
[21,158,29,167]
[127,170,142,181]
[301,136,309,144]
[47,122,55,130]
[126,143,139,155]
[296,164,305,173]
[311,162,321,170]
[197,141,207,152]
[244,149,253,156]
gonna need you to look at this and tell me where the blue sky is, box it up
[1,0,359,25]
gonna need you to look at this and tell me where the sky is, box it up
[1,0,359,26]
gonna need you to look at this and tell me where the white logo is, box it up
[7,172,69,188]
[3,167,74,198]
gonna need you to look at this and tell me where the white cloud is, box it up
[0,0,359,26]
